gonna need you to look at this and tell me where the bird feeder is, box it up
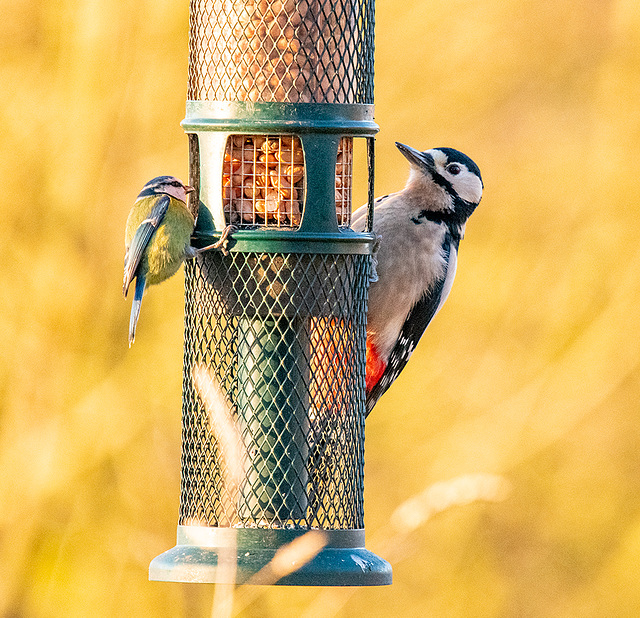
[149,0,391,586]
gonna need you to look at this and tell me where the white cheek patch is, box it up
[454,173,483,204]
[426,149,483,205]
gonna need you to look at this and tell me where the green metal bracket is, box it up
[183,101,378,244]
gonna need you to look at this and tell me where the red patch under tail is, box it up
[365,339,386,394]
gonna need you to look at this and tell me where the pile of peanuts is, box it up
[223,135,352,228]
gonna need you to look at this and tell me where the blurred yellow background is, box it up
[3,0,640,615]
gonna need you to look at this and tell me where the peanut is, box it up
[276,148,304,164]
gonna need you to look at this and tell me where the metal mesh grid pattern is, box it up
[188,0,375,103]
[180,251,369,529]
[223,134,352,228]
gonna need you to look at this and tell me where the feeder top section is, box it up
[188,0,375,104]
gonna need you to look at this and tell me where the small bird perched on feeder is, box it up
[123,175,235,347]
[351,143,483,416]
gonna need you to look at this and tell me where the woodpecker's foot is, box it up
[196,225,237,256]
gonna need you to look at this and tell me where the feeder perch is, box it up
[149,0,391,586]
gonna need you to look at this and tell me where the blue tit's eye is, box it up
[171,181,181,187]
[447,163,461,175]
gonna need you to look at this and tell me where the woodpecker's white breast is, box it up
[352,193,452,362]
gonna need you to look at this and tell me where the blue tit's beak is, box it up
[396,142,435,175]
[185,185,196,194]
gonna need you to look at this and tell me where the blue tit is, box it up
[123,175,235,346]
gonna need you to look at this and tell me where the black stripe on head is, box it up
[436,148,483,187]
[429,168,456,196]
[137,176,179,199]
[145,176,175,188]
[428,148,483,214]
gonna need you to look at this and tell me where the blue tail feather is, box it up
[129,274,146,347]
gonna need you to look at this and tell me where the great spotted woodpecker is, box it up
[351,143,483,416]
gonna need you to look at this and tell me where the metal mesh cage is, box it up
[188,0,375,103]
[180,251,369,529]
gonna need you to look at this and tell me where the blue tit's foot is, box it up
[195,224,237,256]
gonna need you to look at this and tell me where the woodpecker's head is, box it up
[396,143,483,217]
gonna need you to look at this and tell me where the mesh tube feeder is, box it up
[149,0,391,586]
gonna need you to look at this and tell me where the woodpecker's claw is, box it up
[196,224,237,256]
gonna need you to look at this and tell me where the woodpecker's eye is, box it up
[447,163,462,175]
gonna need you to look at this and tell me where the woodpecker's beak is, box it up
[395,142,436,175]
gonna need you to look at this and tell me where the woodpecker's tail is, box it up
[128,274,146,347]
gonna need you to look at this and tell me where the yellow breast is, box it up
[125,195,195,286]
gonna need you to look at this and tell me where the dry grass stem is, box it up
[301,474,511,618]
[233,531,328,615]
[193,364,247,617]
[249,530,327,585]
[193,364,247,523]
[391,473,512,532]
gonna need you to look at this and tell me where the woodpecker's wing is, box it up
[123,196,169,297]
[351,194,394,232]
[365,233,457,416]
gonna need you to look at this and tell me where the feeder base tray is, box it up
[149,526,392,586]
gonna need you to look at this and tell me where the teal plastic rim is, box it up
[182,101,378,135]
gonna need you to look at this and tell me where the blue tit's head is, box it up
[396,143,483,207]
[136,176,195,204]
